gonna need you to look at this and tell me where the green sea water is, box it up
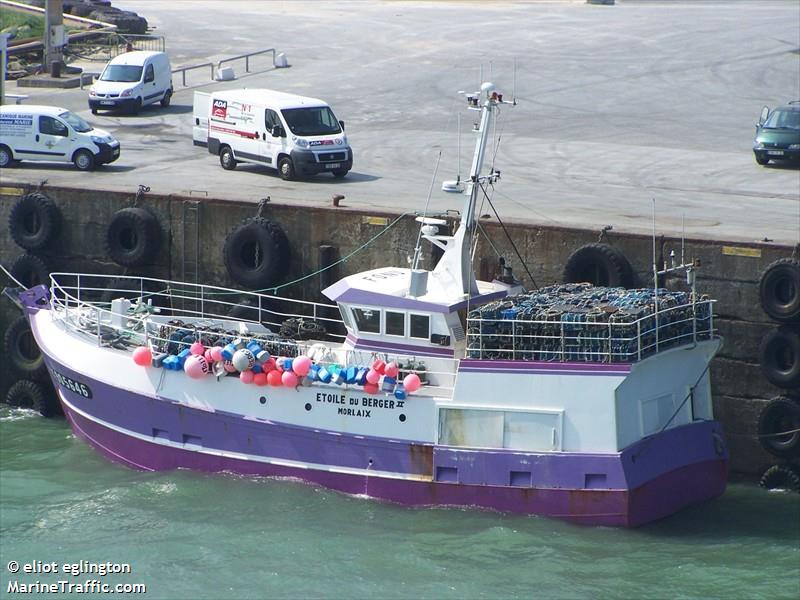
[1,406,798,600]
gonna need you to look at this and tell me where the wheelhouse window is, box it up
[385,311,405,337]
[409,314,430,340]
[352,308,380,334]
[339,306,354,330]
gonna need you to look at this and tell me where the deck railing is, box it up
[46,273,456,396]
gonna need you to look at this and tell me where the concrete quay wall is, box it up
[0,185,793,476]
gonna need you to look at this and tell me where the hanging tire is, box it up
[106,207,162,267]
[759,326,800,390]
[759,258,800,323]
[10,253,51,289]
[223,217,290,289]
[757,396,800,459]
[8,192,62,252]
[563,243,633,288]
[759,464,800,492]
[4,316,48,380]
[5,379,54,416]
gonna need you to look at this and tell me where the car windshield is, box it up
[59,111,92,133]
[99,64,143,83]
[763,109,800,130]
[281,106,341,136]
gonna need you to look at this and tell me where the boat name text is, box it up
[50,368,93,398]
[316,392,404,419]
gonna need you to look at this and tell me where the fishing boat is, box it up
[14,83,727,526]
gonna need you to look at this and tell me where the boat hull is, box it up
[48,354,727,528]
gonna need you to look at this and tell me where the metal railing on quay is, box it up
[217,48,277,75]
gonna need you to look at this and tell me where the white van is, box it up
[0,105,120,171]
[193,88,352,180]
[89,51,173,115]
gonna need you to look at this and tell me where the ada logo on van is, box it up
[212,99,228,119]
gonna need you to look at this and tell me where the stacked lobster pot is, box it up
[467,283,712,363]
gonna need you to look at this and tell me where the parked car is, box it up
[753,101,800,166]
[89,51,173,115]
[0,105,120,171]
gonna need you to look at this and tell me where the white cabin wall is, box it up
[615,340,720,451]
[449,371,623,452]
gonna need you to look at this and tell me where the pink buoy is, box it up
[190,342,205,356]
[281,371,299,387]
[292,355,312,377]
[262,357,277,372]
[366,369,380,385]
[204,349,214,363]
[364,382,379,395]
[132,346,152,366]
[240,370,255,384]
[254,372,268,387]
[267,370,283,386]
[184,355,210,379]
[384,362,399,378]
[371,359,386,374]
[223,360,238,373]
[210,346,224,363]
[403,373,421,393]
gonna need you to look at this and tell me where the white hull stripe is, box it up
[59,392,431,483]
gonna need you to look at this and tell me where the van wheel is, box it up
[160,89,172,107]
[73,149,95,171]
[332,169,349,178]
[91,108,98,115]
[130,97,142,115]
[755,154,770,166]
[278,157,295,181]
[219,146,237,170]
[0,144,17,167]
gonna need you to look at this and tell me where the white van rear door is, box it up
[193,92,210,146]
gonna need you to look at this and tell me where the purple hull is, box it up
[47,353,727,528]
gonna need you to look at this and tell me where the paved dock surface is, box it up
[4,0,799,245]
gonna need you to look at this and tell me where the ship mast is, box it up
[430,82,509,296]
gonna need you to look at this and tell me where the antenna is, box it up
[412,151,442,270]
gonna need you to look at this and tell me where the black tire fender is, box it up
[759,326,800,390]
[223,217,290,289]
[4,316,48,380]
[5,379,58,417]
[10,253,51,288]
[759,464,800,492]
[757,396,800,459]
[106,207,162,267]
[563,243,634,288]
[8,192,62,251]
[759,258,800,323]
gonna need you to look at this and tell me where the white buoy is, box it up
[275,53,289,68]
